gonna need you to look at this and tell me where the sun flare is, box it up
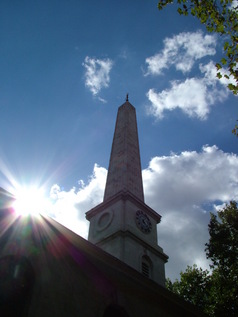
[13,186,48,217]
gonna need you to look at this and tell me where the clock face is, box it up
[135,210,152,233]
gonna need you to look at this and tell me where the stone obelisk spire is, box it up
[86,97,168,286]
[103,95,144,202]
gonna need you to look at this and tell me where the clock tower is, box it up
[86,98,168,286]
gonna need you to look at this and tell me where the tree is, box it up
[206,201,238,269]
[166,265,212,313]
[157,1,238,135]
[167,201,238,316]
[205,201,238,316]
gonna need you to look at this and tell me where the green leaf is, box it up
[228,83,236,90]
[224,41,230,50]
[217,24,225,33]
[221,58,227,65]
[191,8,196,16]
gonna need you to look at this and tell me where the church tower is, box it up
[86,98,168,286]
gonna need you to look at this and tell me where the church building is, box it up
[0,99,207,316]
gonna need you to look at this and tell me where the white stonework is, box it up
[86,101,168,286]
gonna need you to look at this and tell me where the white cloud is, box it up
[145,31,216,75]
[98,97,107,104]
[47,146,238,281]
[147,61,228,119]
[230,0,238,9]
[48,164,107,238]
[144,32,230,120]
[199,61,237,87]
[143,145,238,280]
[143,145,238,210]
[83,56,113,95]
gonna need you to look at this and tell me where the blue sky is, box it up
[1,0,238,280]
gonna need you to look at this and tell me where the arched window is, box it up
[0,255,35,317]
[103,304,129,317]
[141,255,152,278]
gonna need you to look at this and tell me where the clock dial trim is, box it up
[97,211,113,231]
[135,210,152,234]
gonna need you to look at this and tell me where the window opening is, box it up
[141,255,152,278]
[142,262,150,277]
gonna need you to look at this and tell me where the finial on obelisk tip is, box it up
[126,93,129,102]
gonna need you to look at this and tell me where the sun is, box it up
[13,186,48,217]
